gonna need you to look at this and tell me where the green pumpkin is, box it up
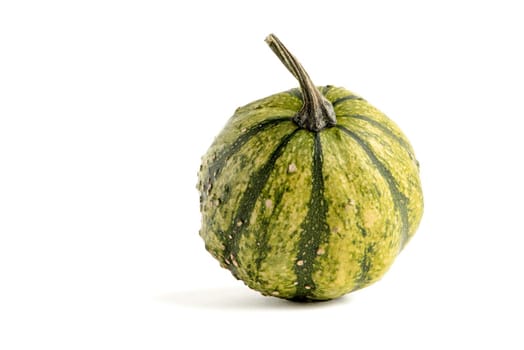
[197,34,423,301]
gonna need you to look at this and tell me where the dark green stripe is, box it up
[337,113,413,154]
[223,128,301,277]
[201,117,293,202]
[293,132,330,300]
[332,94,364,106]
[337,125,409,248]
[356,244,374,286]
[253,189,285,281]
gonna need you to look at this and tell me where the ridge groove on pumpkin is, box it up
[336,125,410,249]
[337,113,414,155]
[331,95,365,107]
[293,132,330,300]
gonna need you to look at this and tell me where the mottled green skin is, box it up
[197,86,423,301]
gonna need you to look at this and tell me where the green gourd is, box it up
[197,34,423,301]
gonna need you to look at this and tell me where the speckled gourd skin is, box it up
[197,85,423,301]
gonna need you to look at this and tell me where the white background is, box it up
[1,1,523,349]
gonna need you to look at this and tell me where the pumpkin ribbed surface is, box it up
[197,85,423,301]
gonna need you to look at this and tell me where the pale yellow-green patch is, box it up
[363,207,380,229]
[236,91,302,116]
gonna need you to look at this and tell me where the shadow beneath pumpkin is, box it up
[155,286,352,310]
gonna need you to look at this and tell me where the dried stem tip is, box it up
[265,34,336,132]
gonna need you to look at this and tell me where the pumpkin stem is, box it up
[265,34,336,132]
